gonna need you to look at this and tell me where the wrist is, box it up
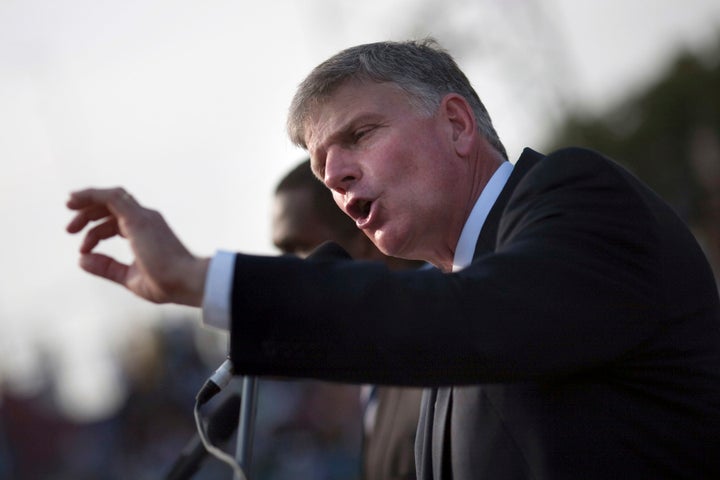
[176,256,211,307]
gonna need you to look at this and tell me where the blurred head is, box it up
[273,159,421,270]
[285,39,506,270]
[273,158,358,257]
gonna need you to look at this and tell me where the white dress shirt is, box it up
[452,160,514,271]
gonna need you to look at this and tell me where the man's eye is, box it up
[353,127,373,142]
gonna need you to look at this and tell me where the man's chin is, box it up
[372,231,406,258]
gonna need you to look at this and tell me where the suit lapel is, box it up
[472,148,544,259]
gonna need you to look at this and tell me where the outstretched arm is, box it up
[66,187,209,306]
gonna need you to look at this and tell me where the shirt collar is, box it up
[452,161,514,272]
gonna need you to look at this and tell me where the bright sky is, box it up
[1,0,719,420]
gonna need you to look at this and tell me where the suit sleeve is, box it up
[230,149,664,385]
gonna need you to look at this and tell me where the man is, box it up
[66,39,720,479]
[273,159,422,480]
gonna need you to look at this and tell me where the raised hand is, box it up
[66,187,209,306]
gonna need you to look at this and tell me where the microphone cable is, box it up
[193,396,247,480]
[193,358,248,480]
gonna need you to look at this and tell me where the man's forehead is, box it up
[303,81,410,148]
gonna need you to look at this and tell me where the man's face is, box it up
[305,80,469,262]
[272,188,337,258]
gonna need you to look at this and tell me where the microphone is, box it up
[196,358,234,406]
[164,393,241,480]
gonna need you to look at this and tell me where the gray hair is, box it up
[287,38,507,160]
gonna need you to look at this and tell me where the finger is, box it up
[66,204,112,233]
[80,218,120,254]
[79,252,129,286]
[67,188,117,209]
[67,187,139,218]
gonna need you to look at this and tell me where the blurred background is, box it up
[1,0,719,478]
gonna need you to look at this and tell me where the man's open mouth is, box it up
[348,198,373,224]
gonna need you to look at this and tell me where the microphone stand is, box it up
[234,376,258,479]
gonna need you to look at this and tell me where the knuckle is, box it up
[111,187,127,199]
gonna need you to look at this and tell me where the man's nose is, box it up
[324,148,361,195]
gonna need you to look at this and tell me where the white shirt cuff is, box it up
[201,250,236,331]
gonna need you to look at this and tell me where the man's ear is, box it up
[441,94,476,157]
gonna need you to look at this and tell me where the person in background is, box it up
[273,158,423,480]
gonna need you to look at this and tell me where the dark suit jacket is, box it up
[230,148,720,479]
[362,386,423,480]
